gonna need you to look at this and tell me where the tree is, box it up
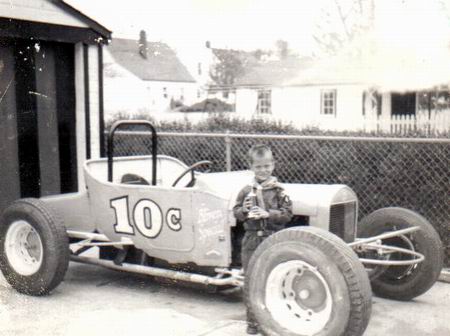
[275,39,289,59]
[209,50,245,86]
[312,0,374,56]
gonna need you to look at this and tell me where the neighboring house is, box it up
[175,41,216,102]
[233,57,314,119]
[176,42,262,107]
[285,47,450,132]
[233,45,450,133]
[0,0,111,213]
[104,31,197,118]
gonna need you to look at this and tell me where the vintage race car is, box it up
[0,121,444,336]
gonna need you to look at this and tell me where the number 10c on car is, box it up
[110,196,182,238]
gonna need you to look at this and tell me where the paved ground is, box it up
[1,262,449,336]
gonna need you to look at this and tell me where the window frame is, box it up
[256,89,272,115]
[320,89,337,116]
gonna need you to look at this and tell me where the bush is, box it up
[107,111,450,138]
[179,98,234,112]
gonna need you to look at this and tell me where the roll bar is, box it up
[107,120,157,185]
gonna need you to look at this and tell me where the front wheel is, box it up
[358,207,443,301]
[245,227,372,336]
[0,198,70,295]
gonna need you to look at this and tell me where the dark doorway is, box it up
[391,93,416,116]
[14,39,40,197]
[0,38,77,209]
[0,40,21,211]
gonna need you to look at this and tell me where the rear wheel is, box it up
[358,207,443,301]
[245,227,372,336]
[0,199,69,295]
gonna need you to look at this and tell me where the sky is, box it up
[68,0,450,57]
[67,0,333,53]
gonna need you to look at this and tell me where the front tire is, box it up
[245,227,372,336]
[0,198,70,295]
[358,207,443,301]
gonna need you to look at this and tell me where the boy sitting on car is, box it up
[233,144,293,335]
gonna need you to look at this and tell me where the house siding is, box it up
[74,43,103,189]
[236,84,367,131]
[88,44,100,159]
[235,89,257,116]
[74,42,87,189]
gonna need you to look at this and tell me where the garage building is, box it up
[0,0,111,212]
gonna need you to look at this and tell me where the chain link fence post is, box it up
[225,130,231,172]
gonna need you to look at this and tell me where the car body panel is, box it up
[42,155,358,267]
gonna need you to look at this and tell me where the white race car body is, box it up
[42,154,358,267]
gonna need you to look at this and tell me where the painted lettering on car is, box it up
[110,196,182,238]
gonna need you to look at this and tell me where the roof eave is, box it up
[53,0,112,42]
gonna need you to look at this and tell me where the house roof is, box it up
[0,0,111,44]
[234,57,314,87]
[107,38,195,83]
[286,36,450,92]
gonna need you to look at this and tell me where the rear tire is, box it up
[358,207,443,301]
[245,227,372,336]
[0,199,69,296]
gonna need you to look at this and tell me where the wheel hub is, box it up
[265,260,333,335]
[4,220,43,276]
[382,234,417,280]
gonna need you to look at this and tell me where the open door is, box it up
[391,93,416,116]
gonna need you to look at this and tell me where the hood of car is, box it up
[195,171,357,216]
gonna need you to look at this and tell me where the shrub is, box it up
[107,111,450,138]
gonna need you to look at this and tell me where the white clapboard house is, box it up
[233,43,450,133]
[103,31,197,119]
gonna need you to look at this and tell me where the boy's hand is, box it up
[248,206,269,219]
[243,197,253,213]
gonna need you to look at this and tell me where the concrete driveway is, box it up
[1,262,449,336]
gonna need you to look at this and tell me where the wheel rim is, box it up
[4,220,43,276]
[265,260,333,335]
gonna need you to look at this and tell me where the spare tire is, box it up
[358,207,443,301]
[245,227,372,336]
[0,198,70,296]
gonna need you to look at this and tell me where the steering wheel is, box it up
[172,160,213,187]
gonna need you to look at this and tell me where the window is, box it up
[321,90,336,115]
[418,88,450,113]
[256,89,271,114]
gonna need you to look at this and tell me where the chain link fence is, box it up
[112,131,450,266]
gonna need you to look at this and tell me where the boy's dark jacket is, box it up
[233,177,293,231]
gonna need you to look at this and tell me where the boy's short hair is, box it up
[248,144,273,163]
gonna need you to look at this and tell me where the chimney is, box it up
[139,30,147,59]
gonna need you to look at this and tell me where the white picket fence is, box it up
[364,110,450,134]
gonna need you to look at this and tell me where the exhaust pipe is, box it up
[70,255,243,287]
